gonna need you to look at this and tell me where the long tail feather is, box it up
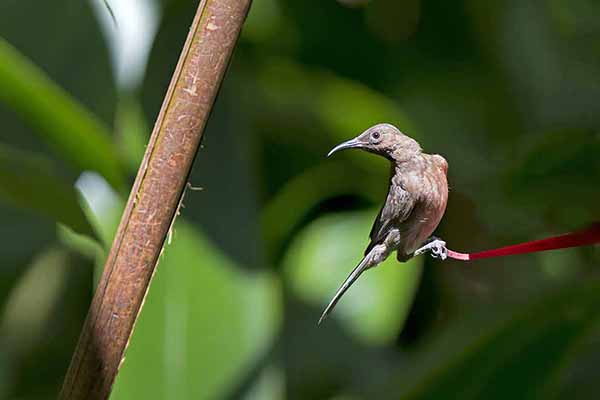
[318,250,374,325]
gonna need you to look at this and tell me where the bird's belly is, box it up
[392,156,449,257]
[399,197,446,255]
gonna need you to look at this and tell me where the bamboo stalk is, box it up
[59,1,252,398]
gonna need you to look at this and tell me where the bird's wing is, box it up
[365,182,416,255]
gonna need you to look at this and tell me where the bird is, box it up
[318,123,449,325]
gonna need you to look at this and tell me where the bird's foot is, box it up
[414,239,448,260]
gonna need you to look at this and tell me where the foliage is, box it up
[0,0,599,399]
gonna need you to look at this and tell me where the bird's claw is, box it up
[414,239,448,260]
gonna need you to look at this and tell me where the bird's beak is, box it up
[327,138,362,157]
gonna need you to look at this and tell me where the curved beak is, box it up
[327,138,362,157]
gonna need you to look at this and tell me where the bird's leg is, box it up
[413,236,448,260]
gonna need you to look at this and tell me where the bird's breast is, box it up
[395,155,448,254]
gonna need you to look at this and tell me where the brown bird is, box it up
[319,123,449,325]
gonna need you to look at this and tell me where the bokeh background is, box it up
[1,0,600,398]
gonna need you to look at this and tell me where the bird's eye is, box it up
[371,131,381,140]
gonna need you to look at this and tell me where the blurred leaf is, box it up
[549,0,600,37]
[0,247,70,397]
[0,247,69,354]
[91,0,160,90]
[387,280,600,400]
[75,171,124,248]
[114,96,149,172]
[538,245,582,282]
[506,129,600,227]
[0,143,94,237]
[0,38,125,190]
[365,0,421,43]
[337,0,371,8]
[315,73,415,142]
[71,171,125,286]
[243,364,285,400]
[111,222,282,400]
[101,0,118,27]
[257,58,418,169]
[57,224,104,264]
[243,0,287,44]
[284,211,422,344]
[262,162,385,259]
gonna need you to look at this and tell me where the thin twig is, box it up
[59,1,252,399]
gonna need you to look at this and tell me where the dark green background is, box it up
[0,0,599,399]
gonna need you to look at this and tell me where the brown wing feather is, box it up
[365,182,416,255]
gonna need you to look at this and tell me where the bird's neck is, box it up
[389,139,422,163]
[392,153,425,173]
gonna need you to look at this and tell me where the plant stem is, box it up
[59,1,252,398]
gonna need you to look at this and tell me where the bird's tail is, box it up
[318,248,377,325]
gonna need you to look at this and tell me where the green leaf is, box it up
[111,222,282,400]
[75,171,125,248]
[243,364,285,400]
[0,247,70,356]
[387,281,600,400]
[0,144,94,236]
[0,38,125,190]
[114,96,149,172]
[262,162,385,259]
[506,129,600,227]
[257,59,417,171]
[284,211,422,344]
[101,0,118,27]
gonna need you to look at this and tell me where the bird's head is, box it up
[327,123,421,162]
